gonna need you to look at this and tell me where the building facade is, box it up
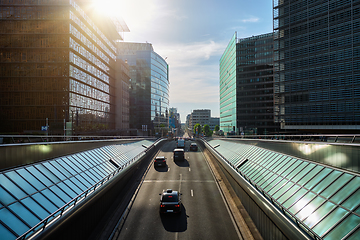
[189,109,211,131]
[220,32,279,135]
[273,0,360,132]
[220,33,237,134]
[115,59,130,132]
[117,42,169,136]
[0,0,126,134]
[237,33,279,135]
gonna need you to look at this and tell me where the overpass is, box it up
[0,136,360,240]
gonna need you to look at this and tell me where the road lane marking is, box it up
[168,167,170,172]
[191,189,194,197]
[143,180,214,183]
[189,168,191,171]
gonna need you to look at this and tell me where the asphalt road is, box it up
[116,140,241,240]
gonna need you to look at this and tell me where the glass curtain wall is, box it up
[0,0,117,134]
[220,33,237,134]
[273,0,360,132]
[117,43,169,135]
[236,33,279,135]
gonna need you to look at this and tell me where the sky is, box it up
[94,0,274,122]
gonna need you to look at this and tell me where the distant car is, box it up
[177,139,185,148]
[189,143,198,151]
[173,148,185,161]
[160,189,181,213]
[154,156,166,167]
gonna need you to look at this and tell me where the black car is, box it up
[159,189,181,213]
[189,143,198,151]
[154,156,166,167]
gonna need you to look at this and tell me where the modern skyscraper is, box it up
[220,33,237,134]
[273,0,360,132]
[236,33,278,135]
[220,32,279,135]
[116,42,169,136]
[0,0,128,134]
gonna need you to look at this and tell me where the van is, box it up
[177,139,185,148]
[173,148,185,161]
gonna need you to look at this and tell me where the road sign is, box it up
[41,126,48,131]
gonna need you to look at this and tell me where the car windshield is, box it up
[162,194,178,202]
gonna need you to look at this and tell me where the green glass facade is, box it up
[220,33,237,134]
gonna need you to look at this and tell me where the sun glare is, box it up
[92,0,124,17]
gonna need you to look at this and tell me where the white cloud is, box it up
[241,17,260,23]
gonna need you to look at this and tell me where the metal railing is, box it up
[0,135,152,145]
[223,134,360,144]
[17,138,163,240]
[202,138,316,240]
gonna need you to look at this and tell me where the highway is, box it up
[116,139,241,240]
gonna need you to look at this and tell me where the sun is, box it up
[91,0,125,17]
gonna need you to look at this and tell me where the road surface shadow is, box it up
[160,205,188,232]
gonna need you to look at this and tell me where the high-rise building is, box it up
[220,32,279,135]
[273,0,360,132]
[236,33,279,135]
[220,33,237,134]
[115,59,130,132]
[0,0,128,134]
[116,42,169,136]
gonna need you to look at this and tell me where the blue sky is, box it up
[98,0,274,122]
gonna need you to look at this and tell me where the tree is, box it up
[214,125,220,132]
[203,124,212,137]
[194,124,202,136]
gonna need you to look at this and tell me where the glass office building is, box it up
[0,0,126,134]
[220,33,237,134]
[117,42,169,135]
[237,33,279,135]
[273,0,360,132]
[220,32,279,135]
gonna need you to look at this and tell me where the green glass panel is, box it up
[311,170,342,194]
[247,164,262,178]
[277,185,300,204]
[331,177,360,204]
[292,163,315,183]
[304,201,336,228]
[355,206,360,215]
[304,167,332,190]
[254,169,271,184]
[257,171,277,185]
[258,172,276,186]
[269,179,292,196]
[283,188,307,208]
[252,168,268,182]
[296,196,326,220]
[272,157,290,173]
[347,227,360,240]
[324,213,360,240]
[312,207,348,237]
[261,175,281,190]
[265,176,284,192]
[342,188,360,210]
[286,161,308,180]
[289,191,316,215]
[320,173,353,199]
[281,158,301,177]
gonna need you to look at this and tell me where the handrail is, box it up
[16,138,163,240]
[201,138,316,240]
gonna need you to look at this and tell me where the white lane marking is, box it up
[168,168,170,172]
[191,189,194,197]
[189,168,191,172]
[179,174,182,193]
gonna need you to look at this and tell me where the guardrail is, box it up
[223,134,360,144]
[201,138,314,240]
[0,135,151,145]
[17,138,164,240]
